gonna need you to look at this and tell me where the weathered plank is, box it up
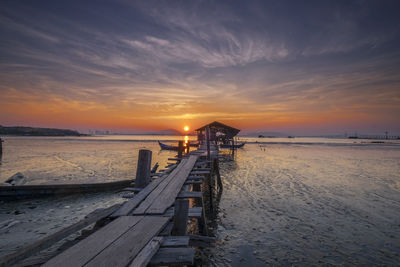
[149,248,195,266]
[0,204,121,267]
[132,159,188,215]
[189,235,216,247]
[112,173,169,217]
[177,191,203,199]
[163,207,202,218]
[187,175,205,180]
[43,216,144,267]
[192,168,211,171]
[190,170,210,175]
[128,237,163,267]
[184,180,202,185]
[146,155,198,214]
[86,216,169,267]
[161,236,189,247]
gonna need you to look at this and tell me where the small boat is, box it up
[158,141,178,150]
[0,180,132,200]
[219,143,245,149]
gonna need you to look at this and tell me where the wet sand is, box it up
[208,144,400,266]
[0,137,399,265]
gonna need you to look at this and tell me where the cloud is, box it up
[0,0,399,133]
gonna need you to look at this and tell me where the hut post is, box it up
[206,126,211,160]
[186,140,190,154]
[135,149,152,188]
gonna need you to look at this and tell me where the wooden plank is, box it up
[149,248,194,266]
[190,170,210,175]
[161,236,189,247]
[129,237,163,267]
[192,168,211,171]
[159,221,173,236]
[187,175,205,180]
[132,158,189,215]
[184,180,202,185]
[146,155,198,214]
[163,207,202,218]
[86,216,169,267]
[43,216,144,267]
[177,191,203,199]
[0,204,121,267]
[189,235,216,247]
[112,173,169,217]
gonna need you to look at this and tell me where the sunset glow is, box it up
[184,126,190,132]
[0,1,399,135]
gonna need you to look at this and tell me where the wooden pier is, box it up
[0,122,237,266]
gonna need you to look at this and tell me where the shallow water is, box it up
[0,136,188,184]
[211,143,400,266]
[0,135,178,257]
[0,136,399,265]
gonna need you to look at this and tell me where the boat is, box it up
[158,141,198,150]
[0,180,132,200]
[158,141,178,150]
[219,143,245,149]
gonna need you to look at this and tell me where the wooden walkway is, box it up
[0,142,221,267]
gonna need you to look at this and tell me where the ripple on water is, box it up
[210,144,400,266]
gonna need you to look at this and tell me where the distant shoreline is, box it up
[0,126,85,136]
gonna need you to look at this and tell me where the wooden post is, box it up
[150,162,159,173]
[198,197,208,236]
[214,158,223,190]
[206,126,210,160]
[0,138,3,156]
[231,138,235,157]
[135,149,152,188]
[172,199,189,236]
[186,141,190,154]
[178,141,184,158]
[208,173,214,212]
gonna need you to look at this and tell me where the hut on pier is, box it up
[195,121,240,145]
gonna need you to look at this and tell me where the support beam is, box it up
[172,199,189,236]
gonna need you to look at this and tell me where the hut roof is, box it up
[195,121,240,137]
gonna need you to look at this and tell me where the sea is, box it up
[0,135,399,265]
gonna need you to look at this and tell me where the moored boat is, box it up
[0,180,131,200]
[158,141,178,150]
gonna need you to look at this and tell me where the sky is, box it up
[0,0,399,135]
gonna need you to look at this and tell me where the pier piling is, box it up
[135,149,152,188]
[172,199,189,236]
[178,141,184,158]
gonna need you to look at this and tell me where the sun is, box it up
[184,125,189,132]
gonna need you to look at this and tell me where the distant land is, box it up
[241,131,288,137]
[0,125,83,136]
